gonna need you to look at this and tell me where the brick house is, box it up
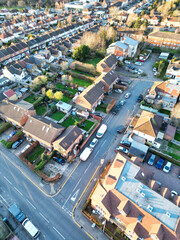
[75,81,105,112]
[23,116,65,150]
[107,42,128,59]
[0,100,35,127]
[53,125,83,158]
[96,54,118,74]
[147,31,180,50]
[116,27,146,42]
[161,17,180,28]
[96,70,119,93]
[90,152,180,240]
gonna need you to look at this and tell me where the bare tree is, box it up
[171,103,180,127]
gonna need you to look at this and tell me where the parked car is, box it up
[136,94,143,102]
[8,131,17,140]
[89,138,98,148]
[163,161,172,173]
[117,125,125,134]
[148,154,156,165]
[153,67,157,72]
[116,146,128,154]
[114,89,123,93]
[125,93,131,99]
[120,140,131,147]
[21,144,31,153]
[94,112,103,118]
[12,139,23,149]
[135,62,142,66]
[53,157,66,165]
[113,108,119,115]
[154,71,159,76]
[137,69,143,75]
[171,190,178,198]
[124,60,131,64]
[120,100,125,105]
[155,158,164,169]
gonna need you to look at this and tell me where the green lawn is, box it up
[162,141,180,160]
[158,109,171,116]
[79,120,94,132]
[51,111,66,121]
[72,70,94,77]
[174,132,180,142]
[96,103,108,113]
[24,94,37,104]
[56,82,77,94]
[35,104,47,115]
[61,95,72,103]
[27,145,45,164]
[61,116,82,128]
[168,142,179,150]
[85,57,102,67]
[72,77,92,87]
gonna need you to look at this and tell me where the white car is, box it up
[89,138,98,148]
[154,71,159,76]
[153,67,157,72]
[124,60,131,64]
[163,161,172,173]
[138,69,143,75]
[116,146,128,154]
[114,89,123,93]
[171,190,178,198]
[135,62,142,66]
[125,93,131,98]
[21,144,30,153]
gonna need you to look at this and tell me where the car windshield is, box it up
[165,166,169,170]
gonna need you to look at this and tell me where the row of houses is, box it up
[0,100,84,159]
[0,19,94,66]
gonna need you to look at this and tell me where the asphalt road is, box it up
[0,78,155,240]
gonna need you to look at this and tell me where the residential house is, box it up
[116,27,146,42]
[96,70,119,93]
[161,17,180,28]
[123,36,139,57]
[3,89,18,101]
[0,100,35,127]
[133,110,163,143]
[75,81,105,112]
[53,125,83,158]
[23,116,65,150]
[145,81,180,111]
[147,31,180,49]
[164,124,176,141]
[166,60,180,79]
[149,16,159,26]
[107,42,128,59]
[90,152,180,240]
[96,54,118,74]
[0,32,14,43]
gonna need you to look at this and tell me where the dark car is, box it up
[113,108,118,115]
[136,94,143,102]
[120,140,131,147]
[156,158,165,169]
[94,112,103,118]
[117,125,125,134]
[53,157,66,165]
[12,139,23,149]
[8,131,17,140]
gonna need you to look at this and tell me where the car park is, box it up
[89,138,98,148]
[116,146,128,154]
[155,158,164,169]
[125,93,131,99]
[163,161,172,173]
[135,62,142,66]
[148,154,156,165]
[117,125,125,134]
[53,157,66,165]
[12,139,23,149]
[7,131,17,140]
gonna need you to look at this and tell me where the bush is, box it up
[1,139,13,149]
[35,159,47,171]
[0,122,11,135]
[51,104,57,113]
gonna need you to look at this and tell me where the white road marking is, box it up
[101,140,107,148]
[0,195,9,206]
[26,199,36,210]
[70,189,80,202]
[14,187,23,196]
[53,226,65,239]
[3,176,12,185]
[93,150,100,159]
[39,212,49,223]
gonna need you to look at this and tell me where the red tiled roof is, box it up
[3,89,16,98]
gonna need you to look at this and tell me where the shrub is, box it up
[34,159,47,171]
[51,104,57,113]
[1,139,13,149]
[0,122,11,135]
[33,97,44,108]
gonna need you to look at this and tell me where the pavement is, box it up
[0,74,156,240]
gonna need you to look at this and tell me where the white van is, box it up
[80,147,93,161]
[22,218,40,239]
[96,124,107,138]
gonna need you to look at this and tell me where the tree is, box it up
[46,89,54,99]
[141,19,148,30]
[109,7,119,18]
[173,9,180,16]
[134,17,142,29]
[73,45,90,61]
[54,91,63,101]
[27,34,35,40]
[141,10,145,16]
[171,102,180,126]
[51,104,57,113]
[18,1,26,7]
[126,13,138,27]
[106,27,116,42]
[33,75,47,86]
[67,12,72,25]
[57,20,61,28]
[41,87,46,97]
[150,9,155,17]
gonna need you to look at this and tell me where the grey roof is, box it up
[7,66,22,75]
[115,41,128,50]
[102,70,118,86]
[149,31,180,40]
[124,36,138,47]
[103,54,117,68]
[84,81,105,105]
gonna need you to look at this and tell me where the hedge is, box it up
[1,139,13,149]
[8,131,23,142]
[0,122,11,135]
[33,97,44,108]
[69,71,95,82]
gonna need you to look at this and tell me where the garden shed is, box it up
[56,101,72,113]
